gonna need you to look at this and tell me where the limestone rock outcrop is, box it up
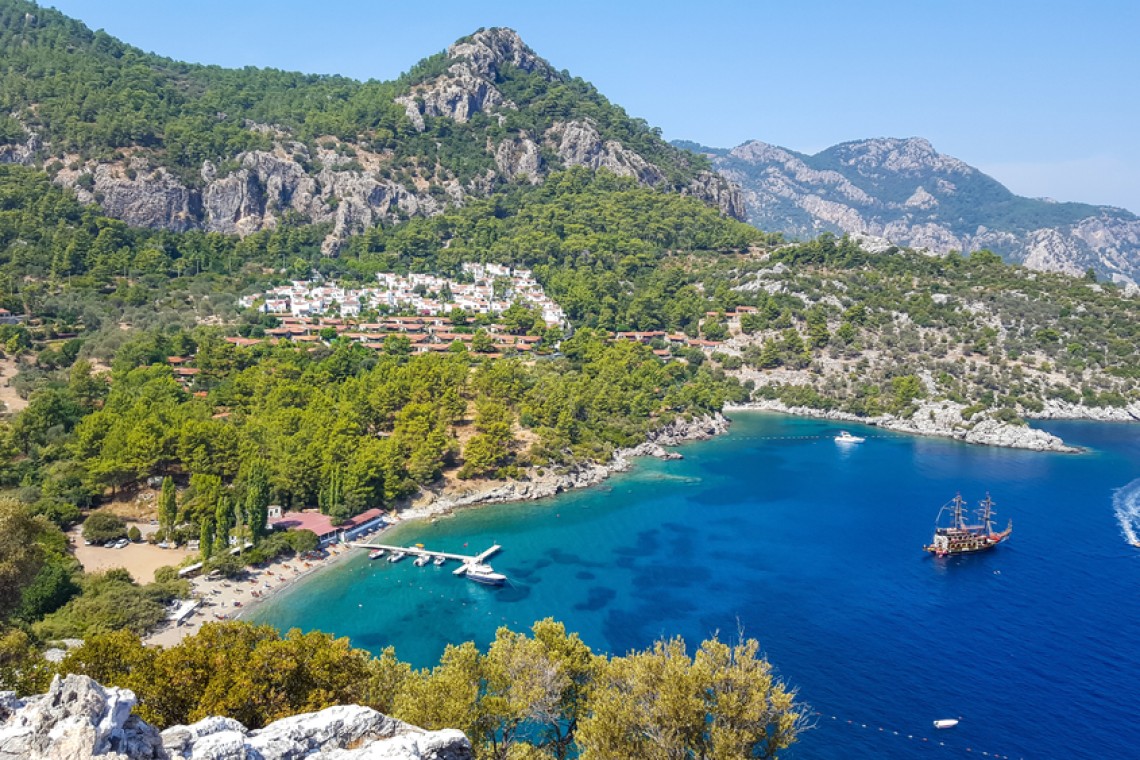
[0,674,473,760]
[395,28,547,130]
[546,120,666,186]
[0,674,164,760]
[18,25,746,243]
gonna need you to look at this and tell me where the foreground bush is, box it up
[50,619,808,759]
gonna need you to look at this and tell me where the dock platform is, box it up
[349,542,501,569]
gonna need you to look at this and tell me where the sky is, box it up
[45,0,1140,213]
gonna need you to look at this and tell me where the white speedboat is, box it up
[933,718,959,730]
[368,549,385,560]
[387,551,407,563]
[463,563,507,585]
[413,554,431,567]
[433,555,446,566]
[834,430,865,444]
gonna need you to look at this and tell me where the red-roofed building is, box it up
[267,507,387,547]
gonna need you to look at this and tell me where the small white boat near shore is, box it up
[433,555,446,566]
[387,551,407,563]
[413,554,431,567]
[933,718,959,730]
[835,430,865,444]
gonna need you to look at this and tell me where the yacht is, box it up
[387,551,407,563]
[433,555,447,566]
[933,718,960,730]
[834,430,865,444]
[368,548,385,560]
[463,563,507,586]
[413,554,431,567]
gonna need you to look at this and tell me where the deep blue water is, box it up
[252,413,1140,759]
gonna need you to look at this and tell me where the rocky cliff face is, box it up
[693,137,1140,285]
[1,26,743,250]
[0,674,472,760]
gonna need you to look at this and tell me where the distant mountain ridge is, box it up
[0,0,741,253]
[678,137,1140,285]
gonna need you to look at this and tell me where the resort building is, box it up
[266,507,388,547]
[238,263,567,327]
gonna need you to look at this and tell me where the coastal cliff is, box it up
[0,674,472,760]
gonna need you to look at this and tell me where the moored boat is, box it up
[368,548,385,560]
[413,554,431,567]
[463,562,507,585]
[433,555,446,566]
[834,430,865,444]
[924,493,1012,557]
[387,551,407,563]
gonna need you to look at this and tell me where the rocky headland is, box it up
[727,399,1081,453]
[0,674,472,760]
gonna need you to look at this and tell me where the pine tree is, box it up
[213,495,232,557]
[158,476,177,534]
[199,516,214,561]
[244,461,270,543]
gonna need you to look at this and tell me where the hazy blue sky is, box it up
[46,0,1140,212]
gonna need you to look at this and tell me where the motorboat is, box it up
[834,430,865,444]
[462,563,507,585]
[413,554,431,567]
[368,549,385,560]
[387,551,407,563]
[933,719,959,730]
[433,555,446,566]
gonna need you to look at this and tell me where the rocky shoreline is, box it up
[397,413,729,522]
[725,400,1085,453]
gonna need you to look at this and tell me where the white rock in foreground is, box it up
[0,674,472,760]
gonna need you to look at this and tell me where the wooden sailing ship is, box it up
[923,493,1012,557]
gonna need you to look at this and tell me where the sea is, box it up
[251,412,1140,759]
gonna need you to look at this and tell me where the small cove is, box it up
[252,412,1140,759]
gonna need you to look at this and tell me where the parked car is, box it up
[114,538,130,549]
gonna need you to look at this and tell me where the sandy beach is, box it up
[142,542,361,647]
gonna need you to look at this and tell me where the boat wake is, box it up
[1113,477,1140,545]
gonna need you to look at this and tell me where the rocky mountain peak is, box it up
[825,137,974,177]
[728,140,796,164]
[447,27,550,80]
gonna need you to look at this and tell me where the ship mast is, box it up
[978,492,995,534]
[951,493,966,531]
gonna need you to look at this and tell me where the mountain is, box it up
[683,137,1140,286]
[0,0,741,253]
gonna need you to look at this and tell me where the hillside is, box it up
[0,0,741,253]
[679,137,1140,286]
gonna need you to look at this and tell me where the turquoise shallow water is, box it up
[252,412,1140,759]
